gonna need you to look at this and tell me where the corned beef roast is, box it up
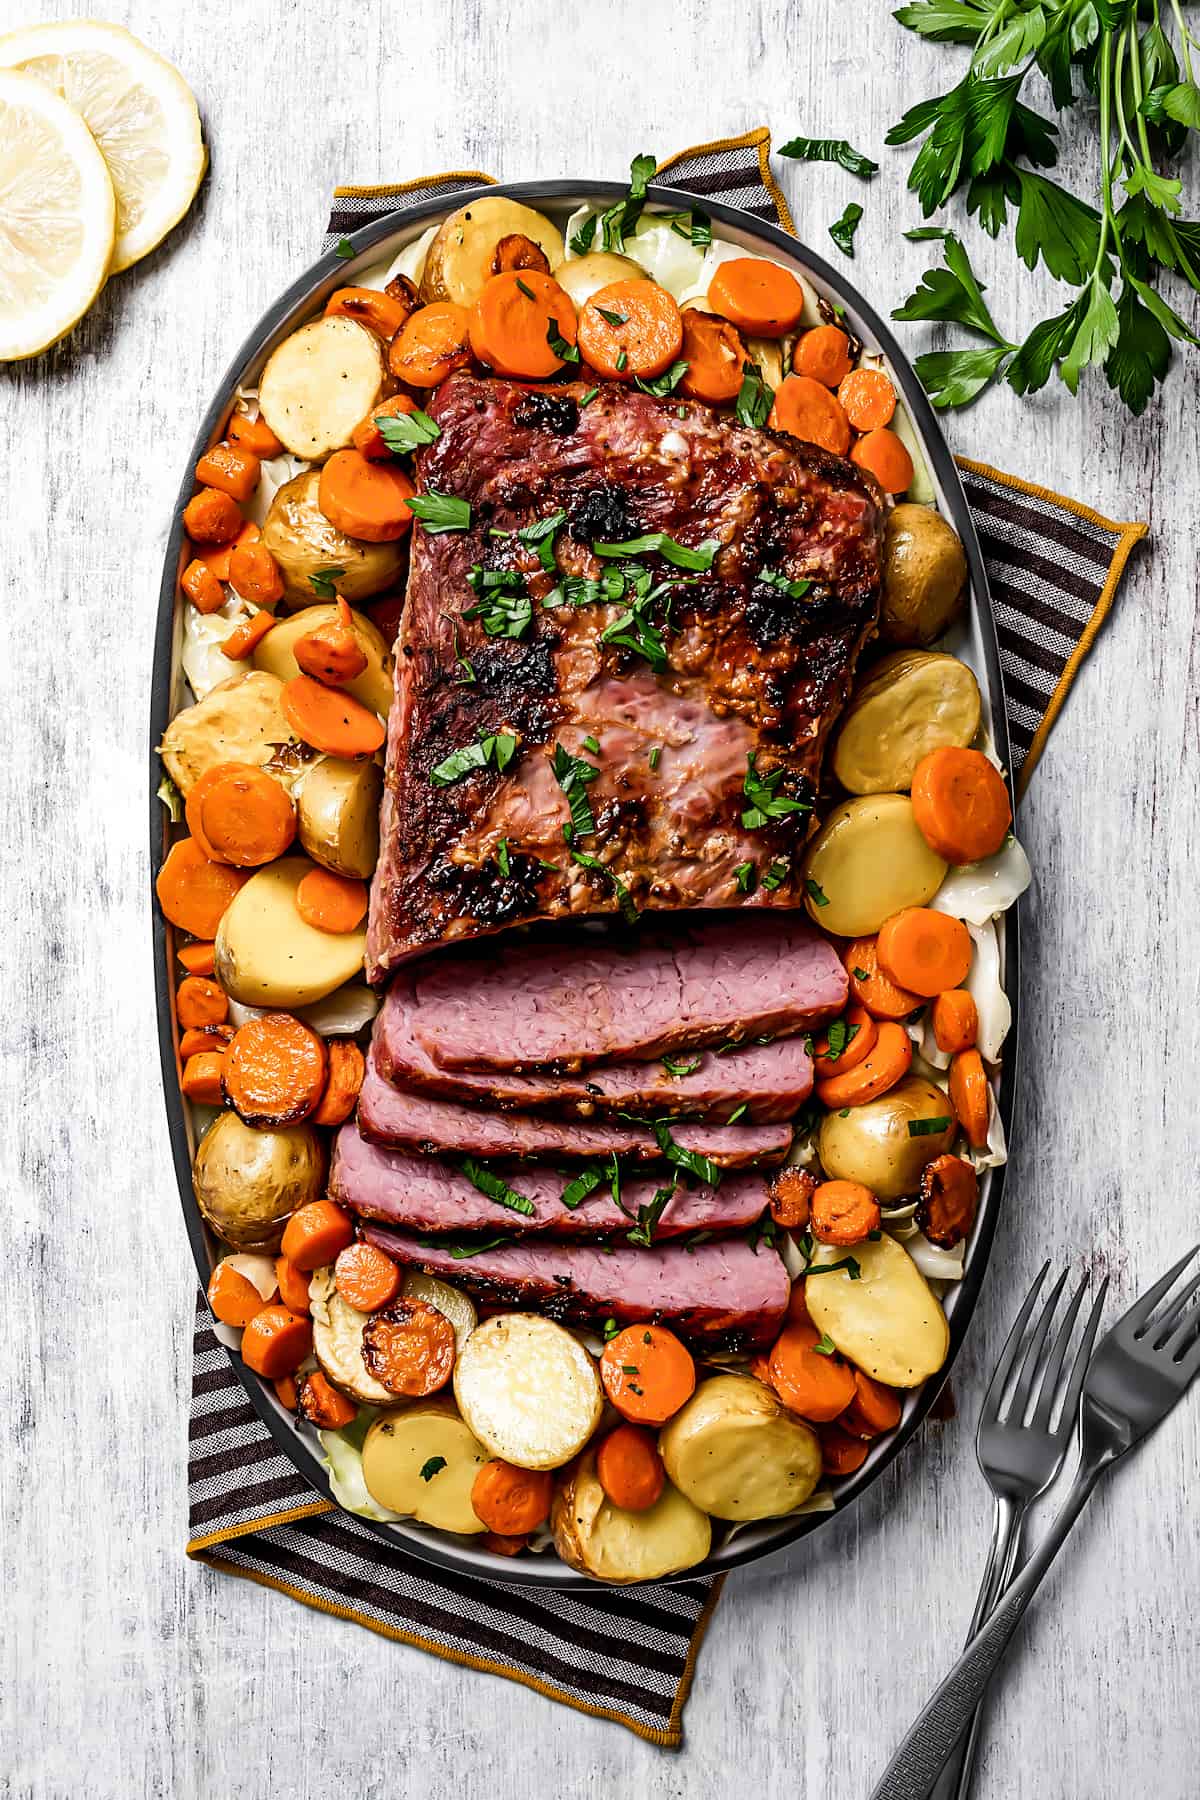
[366,374,883,977]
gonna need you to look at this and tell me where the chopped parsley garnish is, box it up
[626,1181,678,1248]
[742,752,810,830]
[602,1317,621,1340]
[735,359,773,428]
[461,1158,535,1216]
[648,745,662,771]
[778,135,879,179]
[308,566,345,598]
[407,490,471,532]
[599,594,667,669]
[805,877,831,907]
[593,532,717,571]
[563,825,638,925]
[621,1364,640,1375]
[516,508,567,565]
[496,838,511,877]
[561,1166,605,1211]
[665,207,712,247]
[582,734,601,754]
[515,276,536,300]
[570,214,598,256]
[808,1255,862,1280]
[635,359,689,397]
[334,236,355,259]
[812,1331,838,1356]
[758,567,814,601]
[559,570,626,608]
[427,1235,510,1259]
[853,966,871,981]
[547,318,580,363]
[648,1118,721,1188]
[376,408,441,454]
[734,861,756,894]
[419,1455,447,1481]
[430,730,519,787]
[661,1054,702,1078]
[726,1101,749,1125]
[822,1016,861,1061]
[595,305,629,327]
[829,202,864,258]
[464,567,533,639]
[762,859,790,891]
[615,347,628,372]
[593,150,657,253]
[579,385,599,406]
[908,1116,953,1137]
[550,743,600,836]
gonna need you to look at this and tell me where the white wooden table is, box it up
[2,1,1197,1794]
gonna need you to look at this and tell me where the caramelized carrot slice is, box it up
[793,324,853,388]
[155,839,249,939]
[324,285,412,341]
[768,1322,856,1422]
[471,1460,554,1533]
[576,280,683,381]
[677,308,746,404]
[843,938,923,1021]
[224,1013,328,1127]
[810,1179,881,1246]
[814,1020,912,1108]
[469,270,579,379]
[241,1305,313,1379]
[768,375,851,454]
[361,1299,457,1396]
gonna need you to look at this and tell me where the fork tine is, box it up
[980,1262,1049,1424]
[1030,1276,1089,1430]
[1053,1277,1108,1433]
[1151,1269,1200,1349]
[1125,1244,1200,1338]
[1162,1279,1200,1361]
[1007,1267,1070,1424]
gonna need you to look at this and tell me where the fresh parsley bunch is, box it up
[889,0,1200,413]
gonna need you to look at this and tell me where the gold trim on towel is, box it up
[656,125,796,237]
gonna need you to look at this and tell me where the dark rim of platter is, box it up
[151,178,1019,1590]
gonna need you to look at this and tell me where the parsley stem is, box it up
[1169,0,1196,84]
[1094,28,1116,283]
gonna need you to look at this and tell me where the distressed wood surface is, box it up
[2,0,1197,1795]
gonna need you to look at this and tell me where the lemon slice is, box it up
[0,69,114,360]
[0,20,206,273]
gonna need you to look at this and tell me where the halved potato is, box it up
[832,652,982,795]
[193,1112,325,1253]
[805,1231,949,1388]
[817,1076,957,1200]
[403,1272,477,1357]
[258,316,387,461]
[555,249,646,308]
[421,196,564,305]
[253,603,394,718]
[552,1450,711,1582]
[214,856,367,1007]
[882,504,968,646]
[658,1374,822,1520]
[454,1313,603,1471]
[361,1399,489,1532]
[294,756,382,879]
[803,793,948,936]
[261,470,406,607]
[309,1266,395,1405]
[159,671,293,797]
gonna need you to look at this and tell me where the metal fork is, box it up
[930,1264,1108,1800]
[871,1244,1200,1800]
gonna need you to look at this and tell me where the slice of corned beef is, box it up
[331,1125,768,1238]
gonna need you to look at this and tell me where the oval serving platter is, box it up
[151,178,1019,1588]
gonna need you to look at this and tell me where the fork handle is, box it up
[868,1463,1103,1800]
[929,1500,1025,1800]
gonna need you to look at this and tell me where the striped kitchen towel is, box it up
[187,126,1147,1748]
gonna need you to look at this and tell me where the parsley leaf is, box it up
[429,730,519,787]
[546,318,580,363]
[549,743,599,835]
[647,1118,721,1188]
[464,568,533,638]
[626,1181,678,1248]
[593,532,716,571]
[734,860,756,894]
[908,1116,953,1137]
[635,359,689,397]
[407,491,471,532]
[376,408,441,455]
[419,1455,447,1481]
[894,228,1012,343]
[742,751,810,830]
[812,1331,838,1357]
[563,826,638,925]
[561,1166,605,1210]
[805,876,830,907]
[661,1054,703,1078]
[496,837,511,877]
[829,202,864,256]
[734,359,773,427]
[779,135,879,178]
[569,214,597,256]
[762,859,790,891]
[599,594,667,669]
[595,305,629,327]
[460,1158,535,1216]
[757,567,813,601]
[334,236,355,259]
[308,566,345,598]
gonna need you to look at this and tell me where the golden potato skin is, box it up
[803,794,947,936]
[261,470,406,607]
[295,756,382,880]
[658,1375,822,1521]
[817,1076,956,1200]
[421,197,565,305]
[159,671,292,797]
[551,1450,712,1582]
[193,1112,325,1253]
[882,504,968,646]
[832,652,982,795]
[806,1233,949,1388]
[253,602,394,719]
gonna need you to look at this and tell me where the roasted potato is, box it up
[294,756,383,880]
[193,1112,325,1253]
[805,1231,949,1387]
[309,1267,396,1406]
[361,1399,489,1532]
[252,602,394,718]
[832,652,982,795]
[658,1374,822,1521]
[555,249,647,307]
[261,470,407,607]
[882,504,968,646]
[551,1449,712,1582]
[817,1076,957,1200]
[454,1314,603,1471]
[214,856,367,1008]
[257,316,387,461]
[420,196,564,305]
[803,793,948,936]
[159,671,293,798]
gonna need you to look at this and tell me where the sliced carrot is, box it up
[471,1459,553,1534]
[228,540,285,608]
[318,448,414,543]
[281,673,386,756]
[768,374,851,454]
[707,257,806,336]
[298,1369,357,1429]
[837,366,896,430]
[749,1351,773,1383]
[767,1321,856,1422]
[388,300,472,387]
[767,1166,816,1230]
[877,907,972,998]
[793,324,853,388]
[492,233,551,275]
[480,1531,530,1556]
[353,393,417,461]
[949,1049,990,1149]
[595,1424,666,1513]
[219,610,277,660]
[294,599,369,686]
[850,427,913,495]
[576,279,683,381]
[361,1298,457,1396]
[181,1051,226,1105]
[467,269,579,378]
[677,307,746,404]
[275,1256,312,1315]
[179,1023,232,1059]
[180,558,225,614]
[812,1004,877,1077]
[932,988,978,1054]
[281,1201,355,1273]
[273,1373,299,1410]
[819,1424,870,1476]
[849,1369,903,1434]
[313,1039,366,1127]
[197,519,259,582]
[186,764,296,867]
[917,1153,980,1247]
[207,1261,266,1328]
[843,938,923,1021]
[177,940,216,976]
[324,285,412,341]
[386,271,419,307]
[911,747,1012,865]
[155,838,249,939]
[228,411,284,459]
[295,867,368,934]
[224,1013,328,1127]
[183,487,243,545]
[177,975,228,1029]
[195,441,260,505]
[240,1304,313,1379]
[810,1179,881,1246]
[815,1019,912,1108]
[334,1241,401,1312]
[787,1281,814,1327]
[600,1324,696,1426]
